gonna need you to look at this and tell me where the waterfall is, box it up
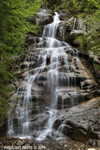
[7,12,87,141]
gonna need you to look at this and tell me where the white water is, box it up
[7,12,84,141]
[36,12,69,141]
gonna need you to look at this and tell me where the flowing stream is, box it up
[7,12,87,141]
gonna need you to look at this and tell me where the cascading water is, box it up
[7,12,88,141]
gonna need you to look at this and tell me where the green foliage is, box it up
[74,35,88,50]
[61,0,100,55]
[43,0,62,10]
[72,0,100,13]
[0,0,41,53]
[0,0,41,118]
[94,63,100,71]
[0,61,12,118]
[74,32,100,55]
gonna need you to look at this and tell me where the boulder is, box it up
[26,9,52,26]
[81,79,95,89]
[26,36,40,46]
[66,17,74,30]
[57,93,71,106]
[89,51,100,65]
[69,30,88,46]
[61,97,100,145]
[57,21,71,42]
[66,17,87,31]
[57,17,88,42]
[36,9,53,26]
[30,112,49,129]
[70,30,86,39]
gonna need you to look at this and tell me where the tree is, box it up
[0,0,41,118]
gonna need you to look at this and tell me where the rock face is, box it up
[57,21,71,42]
[66,17,87,31]
[54,97,100,147]
[57,16,88,44]
[70,30,86,39]
[27,9,53,26]
[7,39,99,145]
[36,9,53,25]
[89,51,100,65]
[3,9,100,148]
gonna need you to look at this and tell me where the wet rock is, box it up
[27,9,53,26]
[81,79,95,89]
[89,139,100,147]
[60,97,100,144]
[36,9,53,26]
[36,72,47,81]
[53,119,62,129]
[36,81,47,87]
[31,113,49,128]
[58,73,87,87]
[26,36,40,46]
[50,129,66,140]
[57,93,71,106]
[66,17,74,30]
[57,17,88,43]
[20,61,36,69]
[17,140,24,146]
[46,55,51,65]
[89,51,100,65]
[57,21,71,42]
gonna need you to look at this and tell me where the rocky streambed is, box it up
[0,137,99,150]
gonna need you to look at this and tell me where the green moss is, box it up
[94,63,100,71]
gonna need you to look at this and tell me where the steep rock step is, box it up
[20,61,36,69]
[53,97,100,146]
[6,11,99,144]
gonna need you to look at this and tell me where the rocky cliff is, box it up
[0,9,100,149]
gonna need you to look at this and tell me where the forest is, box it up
[0,0,41,118]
